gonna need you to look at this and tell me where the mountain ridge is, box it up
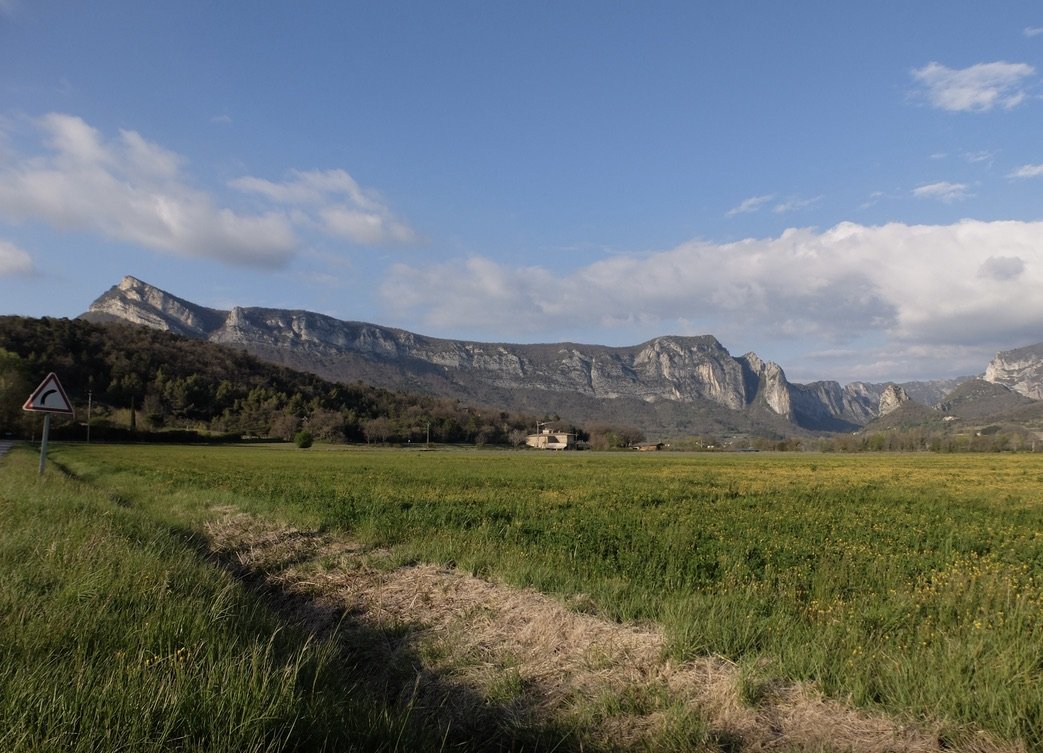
[82,276,993,435]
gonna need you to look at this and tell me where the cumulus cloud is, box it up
[0,113,417,268]
[912,181,971,202]
[382,220,1043,378]
[231,169,417,245]
[1008,163,1043,179]
[0,113,297,267]
[0,239,33,276]
[725,194,774,217]
[911,61,1035,112]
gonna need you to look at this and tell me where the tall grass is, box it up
[49,444,1043,749]
[0,446,441,752]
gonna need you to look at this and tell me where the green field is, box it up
[4,443,1043,750]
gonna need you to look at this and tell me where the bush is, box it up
[294,430,313,448]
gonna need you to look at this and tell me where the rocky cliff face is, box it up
[738,353,791,416]
[83,276,917,433]
[877,384,911,416]
[984,343,1043,400]
[86,275,226,337]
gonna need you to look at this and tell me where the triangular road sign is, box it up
[23,372,74,415]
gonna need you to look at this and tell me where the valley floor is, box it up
[5,443,1041,752]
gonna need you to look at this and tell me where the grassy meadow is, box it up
[4,442,1043,750]
[0,446,447,753]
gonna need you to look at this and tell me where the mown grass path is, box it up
[205,511,1020,753]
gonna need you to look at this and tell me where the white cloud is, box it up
[0,239,33,276]
[230,168,417,246]
[1008,163,1043,179]
[0,113,417,269]
[725,194,774,217]
[0,113,297,267]
[963,150,996,165]
[773,195,822,214]
[1025,26,1043,37]
[911,61,1035,112]
[912,181,971,202]
[382,220,1043,379]
[859,191,886,210]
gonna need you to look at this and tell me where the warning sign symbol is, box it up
[23,373,74,415]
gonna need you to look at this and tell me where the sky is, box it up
[1,2,1042,384]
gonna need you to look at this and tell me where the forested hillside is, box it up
[0,316,559,445]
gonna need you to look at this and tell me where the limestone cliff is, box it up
[86,275,225,338]
[81,276,905,433]
[984,343,1043,400]
[877,384,911,416]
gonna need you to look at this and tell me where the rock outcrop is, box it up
[984,343,1043,400]
[877,384,911,416]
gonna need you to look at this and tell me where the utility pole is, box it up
[86,389,92,443]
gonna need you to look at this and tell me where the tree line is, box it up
[0,316,645,448]
[670,428,1038,453]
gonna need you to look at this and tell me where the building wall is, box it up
[525,431,574,450]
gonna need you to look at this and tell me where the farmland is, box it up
[4,443,1043,751]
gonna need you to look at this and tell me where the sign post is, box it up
[23,373,74,475]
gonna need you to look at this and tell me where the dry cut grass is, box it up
[205,512,1024,753]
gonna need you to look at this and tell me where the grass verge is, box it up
[0,445,446,753]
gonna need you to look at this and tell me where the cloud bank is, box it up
[0,114,416,268]
[383,220,1043,379]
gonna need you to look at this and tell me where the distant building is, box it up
[526,428,575,450]
[634,442,665,452]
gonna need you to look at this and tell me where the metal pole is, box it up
[87,390,92,444]
[38,414,51,476]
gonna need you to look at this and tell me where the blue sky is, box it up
[1,2,1042,384]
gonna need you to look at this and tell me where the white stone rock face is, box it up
[877,384,911,416]
[984,346,1043,400]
